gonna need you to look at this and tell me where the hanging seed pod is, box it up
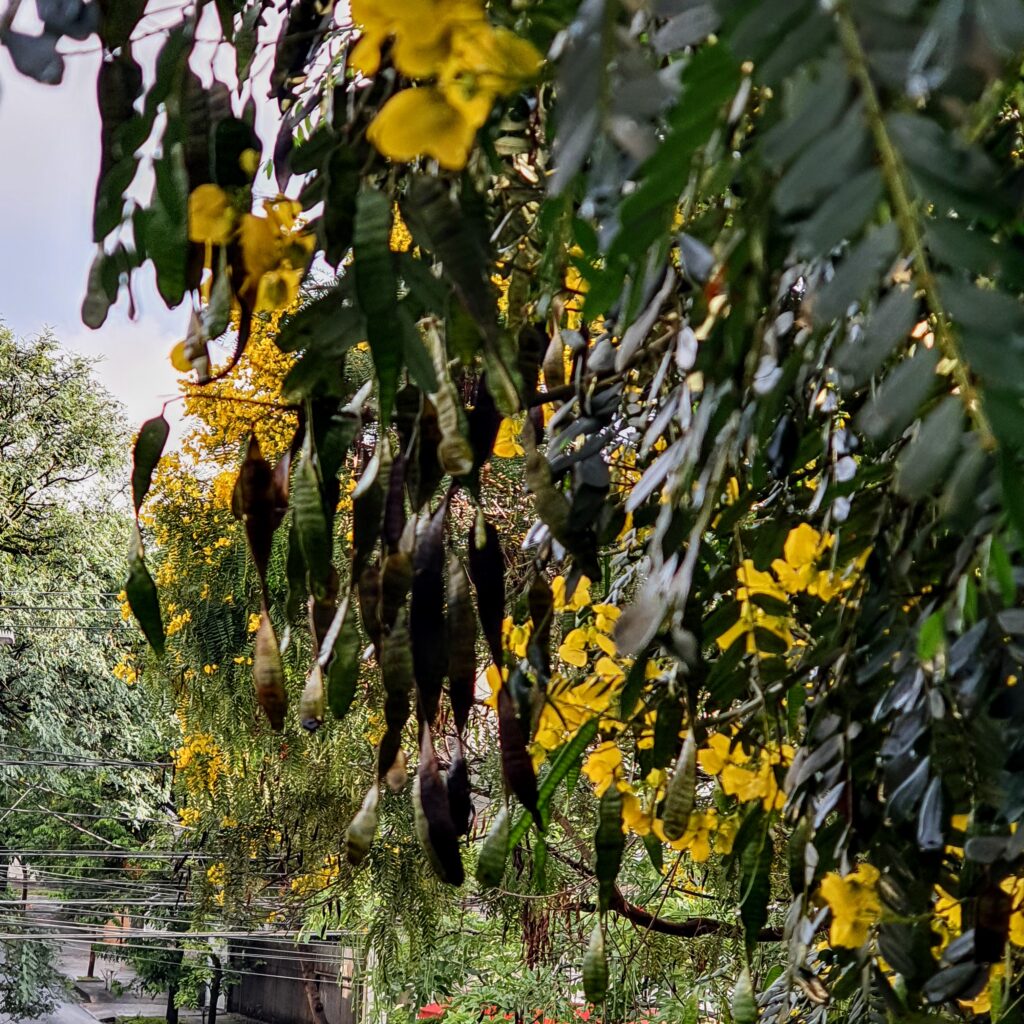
[467,514,505,666]
[380,551,413,633]
[424,319,474,476]
[517,322,546,407]
[298,661,325,732]
[352,461,384,582]
[475,805,510,889]
[308,566,339,651]
[527,574,554,677]
[377,613,413,777]
[293,432,333,601]
[357,565,383,657]
[498,686,539,820]
[384,747,408,793]
[523,421,571,543]
[411,503,447,726]
[446,742,472,837]
[253,608,287,731]
[595,783,624,913]
[414,730,465,886]
[542,329,566,392]
[232,436,280,602]
[466,375,502,470]
[662,727,697,841]
[345,783,379,866]
[731,966,756,1024]
[382,452,407,553]
[326,599,361,720]
[447,555,476,735]
[582,924,608,1005]
[414,396,445,509]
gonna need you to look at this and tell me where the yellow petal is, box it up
[188,184,236,245]
[367,87,478,171]
[170,339,193,372]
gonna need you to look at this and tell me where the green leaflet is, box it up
[353,189,402,427]
[508,717,599,851]
[131,415,170,515]
[292,434,333,601]
[731,966,757,1024]
[595,784,624,914]
[476,806,510,889]
[125,525,164,657]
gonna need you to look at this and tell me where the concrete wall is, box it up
[226,938,358,1024]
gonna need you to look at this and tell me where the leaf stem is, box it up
[835,5,995,451]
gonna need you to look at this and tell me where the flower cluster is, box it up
[716,523,868,655]
[351,0,541,170]
[173,731,228,795]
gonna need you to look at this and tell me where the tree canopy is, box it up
[6,0,1024,1020]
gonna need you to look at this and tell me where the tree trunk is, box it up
[300,952,330,1024]
[86,947,96,978]
[208,955,221,1024]
[166,980,179,1024]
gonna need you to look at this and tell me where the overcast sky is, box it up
[0,2,296,430]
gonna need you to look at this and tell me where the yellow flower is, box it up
[552,575,591,611]
[736,560,787,603]
[698,732,749,775]
[582,741,622,796]
[178,807,201,827]
[367,87,479,171]
[959,963,1003,1015]
[772,524,830,594]
[558,627,591,667]
[819,863,881,948]
[655,808,717,861]
[238,199,314,311]
[188,184,237,245]
[206,862,226,889]
[493,417,525,458]
[247,612,261,634]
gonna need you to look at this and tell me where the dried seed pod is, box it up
[424,318,474,476]
[446,743,472,837]
[413,731,465,886]
[466,375,502,470]
[467,514,505,667]
[497,685,539,820]
[232,436,283,603]
[253,609,287,731]
[411,503,447,726]
[380,551,413,632]
[298,661,325,732]
[661,727,697,841]
[377,613,414,777]
[384,748,408,793]
[475,805,509,889]
[357,565,383,657]
[527,574,554,677]
[382,452,407,553]
[446,555,476,735]
[345,784,379,866]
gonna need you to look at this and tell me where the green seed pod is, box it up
[662,728,697,841]
[298,661,325,732]
[731,966,757,1024]
[595,784,624,913]
[582,924,608,1005]
[345,784,379,866]
[326,600,361,720]
[253,610,287,731]
[475,806,509,889]
[357,565,383,657]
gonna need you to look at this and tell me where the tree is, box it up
[8,0,1024,1019]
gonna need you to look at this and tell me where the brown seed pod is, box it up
[253,608,287,731]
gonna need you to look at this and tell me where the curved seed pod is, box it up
[411,502,448,726]
[466,375,502,471]
[298,661,325,732]
[582,924,608,1005]
[415,396,445,509]
[467,515,505,667]
[446,742,472,837]
[357,565,383,657]
[498,686,539,820]
[414,730,465,886]
[293,434,332,601]
[523,421,571,543]
[326,600,361,720]
[542,329,566,392]
[731,966,756,1024]
[345,783,379,866]
[253,609,287,731]
[595,783,624,913]
[517,322,546,407]
[380,551,413,633]
[232,436,278,601]
[352,459,384,582]
[423,319,474,476]
[447,555,477,735]
[308,565,339,651]
[475,805,509,889]
[384,748,408,793]
[382,452,406,553]
[527,574,554,677]
[377,614,414,777]
[662,727,697,841]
